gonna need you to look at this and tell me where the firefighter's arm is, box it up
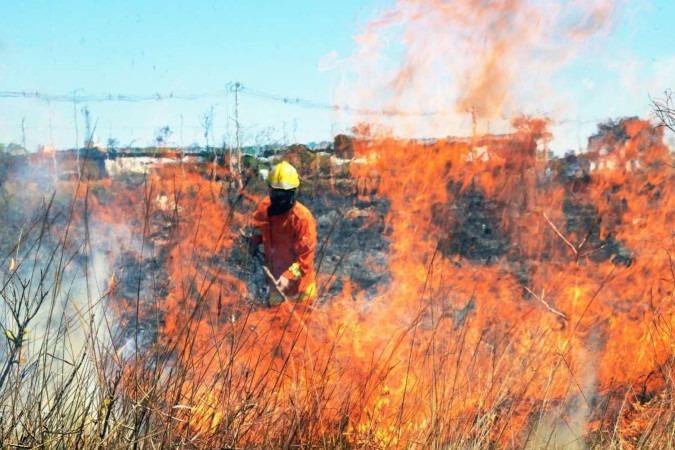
[282,217,317,282]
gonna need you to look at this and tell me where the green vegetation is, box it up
[0,142,28,155]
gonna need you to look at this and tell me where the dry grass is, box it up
[0,149,673,449]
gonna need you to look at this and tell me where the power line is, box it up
[239,86,442,116]
[0,84,609,123]
[0,85,446,117]
[0,89,228,103]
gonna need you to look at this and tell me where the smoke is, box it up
[0,157,136,412]
[332,0,624,140]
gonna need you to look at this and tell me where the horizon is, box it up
[5,115,666,162]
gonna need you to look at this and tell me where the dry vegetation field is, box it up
[0,117,674,449]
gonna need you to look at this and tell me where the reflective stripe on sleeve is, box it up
[288,263,302,278]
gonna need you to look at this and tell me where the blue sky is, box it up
[1,0,673,153]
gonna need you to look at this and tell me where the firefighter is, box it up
[249,161,317,306]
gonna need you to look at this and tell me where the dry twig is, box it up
[523,286,568,320]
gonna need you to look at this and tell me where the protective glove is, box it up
[276,275,290,292]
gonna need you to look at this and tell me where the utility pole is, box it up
[180,114,184,149]
[72,89,82,179]
[82,106,92,148]
[21,117,26,151]
[72,89,82,149]
[48,101,57,182]
[202,106,216,181]
[234,81,240,155]
[232,82,242,188]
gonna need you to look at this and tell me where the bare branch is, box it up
[651,89,675,134]
[542,211,578,255]
[523,286,568,320]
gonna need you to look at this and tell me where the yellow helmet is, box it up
[267,161,300,190]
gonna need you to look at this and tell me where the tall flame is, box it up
[332,0,622,141]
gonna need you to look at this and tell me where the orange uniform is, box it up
[251,197,317,300]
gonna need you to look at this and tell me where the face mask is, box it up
[268,188,296,216]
